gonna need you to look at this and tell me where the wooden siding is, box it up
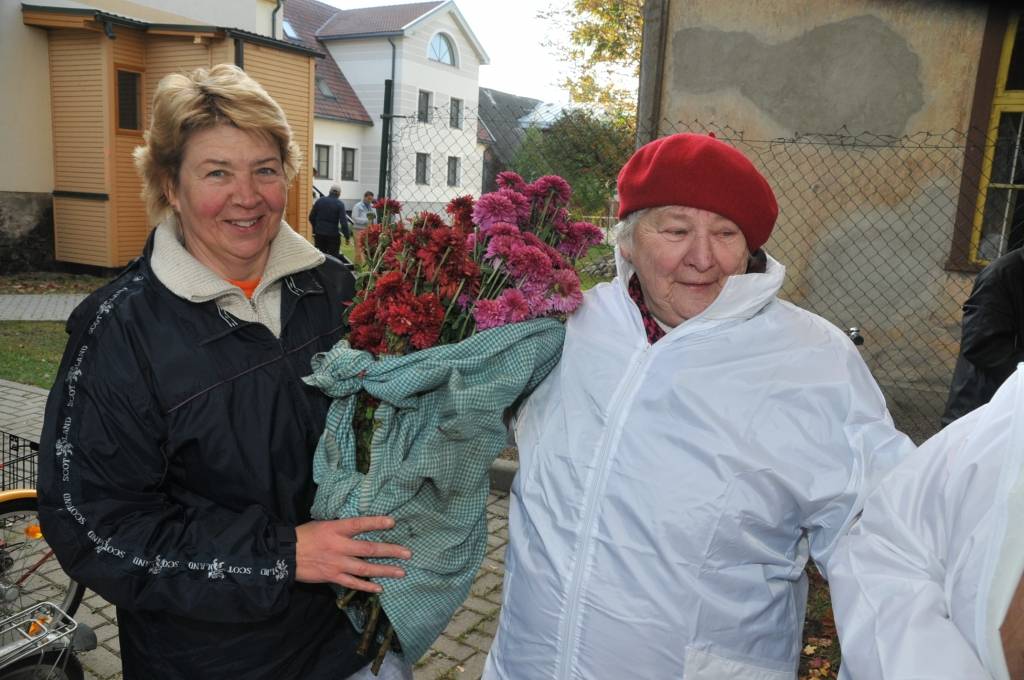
[111,25,145,69]
[210,38,234,67]
[49,30,107,195]
[114,134,148,263]
[53,198,111,266]
[49,30,112,266]
[144,36,213,124]
[111,27,147,265]
[243,43,315,240]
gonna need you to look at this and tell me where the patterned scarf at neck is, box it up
[628,274,666,344]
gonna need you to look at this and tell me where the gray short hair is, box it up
[612,208,650,249]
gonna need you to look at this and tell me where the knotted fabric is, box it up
[304,318,565,662]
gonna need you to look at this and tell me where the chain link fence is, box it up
[380,101,1019,444]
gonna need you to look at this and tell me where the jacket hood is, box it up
[612,243,786,327]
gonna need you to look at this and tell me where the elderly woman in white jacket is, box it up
[482,133,915,680]
[831,365,1024,679]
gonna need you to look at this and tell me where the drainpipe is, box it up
[271,0,283,39]
[383,37,397,199]
[103,20,116,39]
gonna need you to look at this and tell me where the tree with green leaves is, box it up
[542,0,643,118]
[511,109,635,216]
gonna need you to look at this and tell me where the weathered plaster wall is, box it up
[661,0,986,137]
[0,193,55,273]
[655,1,990,440]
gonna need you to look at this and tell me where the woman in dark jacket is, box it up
[37,64,409,679]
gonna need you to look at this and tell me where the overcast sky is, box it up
[321,0,571,104]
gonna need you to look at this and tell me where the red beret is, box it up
[616,133,779,251]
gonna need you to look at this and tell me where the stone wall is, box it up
[0,192,55,273]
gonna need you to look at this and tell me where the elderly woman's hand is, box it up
[295,516,412,592]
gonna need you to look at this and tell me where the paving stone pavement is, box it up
[0,294,87,321]
[0,379,509,680]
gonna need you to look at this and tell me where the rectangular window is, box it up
[447,156,461,187]
[341,147,356,181]
[116,70,141,131]
[418,90,433,123]
[416,153,430,185]
[970,13,1024,263]
[314,144,331,179]
[450,98,463,129]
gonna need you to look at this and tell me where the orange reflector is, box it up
[25,524,43,540]
[27,616,49,636]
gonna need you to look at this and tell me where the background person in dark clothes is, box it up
[942,246,1024,426]
[309,183,349,256]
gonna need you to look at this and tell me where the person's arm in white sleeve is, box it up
[829,413,991,680]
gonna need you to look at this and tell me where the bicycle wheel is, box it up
[0,496,84,620]
[0,650,84,680]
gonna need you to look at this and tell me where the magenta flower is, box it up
[473,298,506,330]
[485,234,520,261]
[527,175,572,207]
[495,171,527,193]
[557,221,606,259]
[473,190,527,230]
[497,288,532,323]
[547,269,583,313]
[506,244,553,283]
[487,222,520,238]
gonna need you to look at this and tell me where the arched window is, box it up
[428,33,456,66]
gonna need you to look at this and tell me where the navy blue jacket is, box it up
[37,233,371,679]
[309,195,347,236]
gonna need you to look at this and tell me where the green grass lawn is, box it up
[0,321,67,389]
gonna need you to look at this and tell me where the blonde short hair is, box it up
[134,64,301,224]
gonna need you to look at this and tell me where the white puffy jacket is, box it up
[831,365,1024,680]
[483,250,914,680]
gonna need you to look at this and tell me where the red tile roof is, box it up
[283,0,373,125]
[317,1,445,38]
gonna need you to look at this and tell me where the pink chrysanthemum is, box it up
[506,244,553,284]
[527,175,572,207]
[557,221,606,259]
[497,288,532,323]
[473,298,506,330]
[485,234,520,261]
[472,191,522,230]
[547,269,584,313]
[495,171,527,193]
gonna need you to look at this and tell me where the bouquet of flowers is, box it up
[304,172,603,673]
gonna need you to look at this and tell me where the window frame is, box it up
[417,90,433,124]
[341,147,356,182]
[115,67,143,133]
[428,33,457,66]
[970,13,1024,265]
[316,77,337,100]
[415,152,431,185]
[314,144,332,180]
[447,156,461,187]
[450,98,463,129]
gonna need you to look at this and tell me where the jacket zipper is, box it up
[555,342,653,679]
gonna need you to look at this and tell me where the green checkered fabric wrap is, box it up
[304,317,565,663]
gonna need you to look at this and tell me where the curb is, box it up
[488,458,518,493]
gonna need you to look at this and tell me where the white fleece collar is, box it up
[151,216,324,303]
